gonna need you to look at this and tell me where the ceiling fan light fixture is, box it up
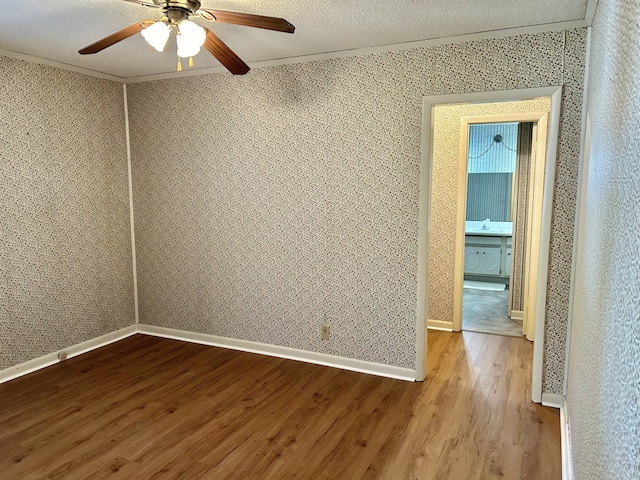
[141,21,171,52]
[79,3,293,75]
[176,19,206,58]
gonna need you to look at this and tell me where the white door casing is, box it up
[416,86,562,405]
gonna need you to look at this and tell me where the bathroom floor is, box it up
[462,288,523,337]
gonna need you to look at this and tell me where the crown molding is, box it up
[124,19,588,84]
[2,18,588,84]
[0,48,124,82]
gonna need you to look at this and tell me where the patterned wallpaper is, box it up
[566,0,640,477]
[465,173,512,222]
[542,28,588,393]
[128,29,585,387]
[468,123,518,174]
[430,99,550,326]
[0,56,134,370]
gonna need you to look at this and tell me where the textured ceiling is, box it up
[0,0,589,80]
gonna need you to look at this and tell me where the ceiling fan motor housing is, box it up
[163,0,201,15]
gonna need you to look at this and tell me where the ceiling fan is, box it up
[79,0,295,75]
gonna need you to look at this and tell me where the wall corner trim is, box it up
[585,0,599,26]
[560,398,574,480]
[0,325,138,385]
[123,83,139,325]
[137,324,417,382]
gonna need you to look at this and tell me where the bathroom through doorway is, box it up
[455,113,549,342]
[461,120,536,338]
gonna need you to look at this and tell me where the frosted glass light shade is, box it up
[141,21,171,52]
[177,20,206,58]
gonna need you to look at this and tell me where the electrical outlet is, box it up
[320,325,330,340]
[58,351,68,361]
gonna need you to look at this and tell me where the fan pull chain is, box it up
[176,58,195,72]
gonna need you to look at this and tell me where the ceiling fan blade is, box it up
[79,21,152,54]
[199,9,295,33]
[203,28,250,75]
[122,0,160,8]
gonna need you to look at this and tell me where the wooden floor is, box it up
[0,332,560,479]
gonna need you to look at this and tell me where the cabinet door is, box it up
[464,246,481,273]
[505,248,512,276]
[480,247,501,275]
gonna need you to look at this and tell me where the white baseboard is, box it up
[137,324,417,382]
[541,392,565,408]
[427,320,454,331]
[1,323,417,384]
[510,310,524,320]
[560,398,574,480]
[0,325,138,384]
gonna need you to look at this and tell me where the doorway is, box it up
[460,119,545,339]
[455,114,549,341]
[415,87,563,404]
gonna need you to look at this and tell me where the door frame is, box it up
[415,86,562,404]
[454,112,549,340]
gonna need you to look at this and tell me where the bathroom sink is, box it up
[465,221,513,236]
[466,228,504,233]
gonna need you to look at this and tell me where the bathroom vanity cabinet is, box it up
[464,234,512,279]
